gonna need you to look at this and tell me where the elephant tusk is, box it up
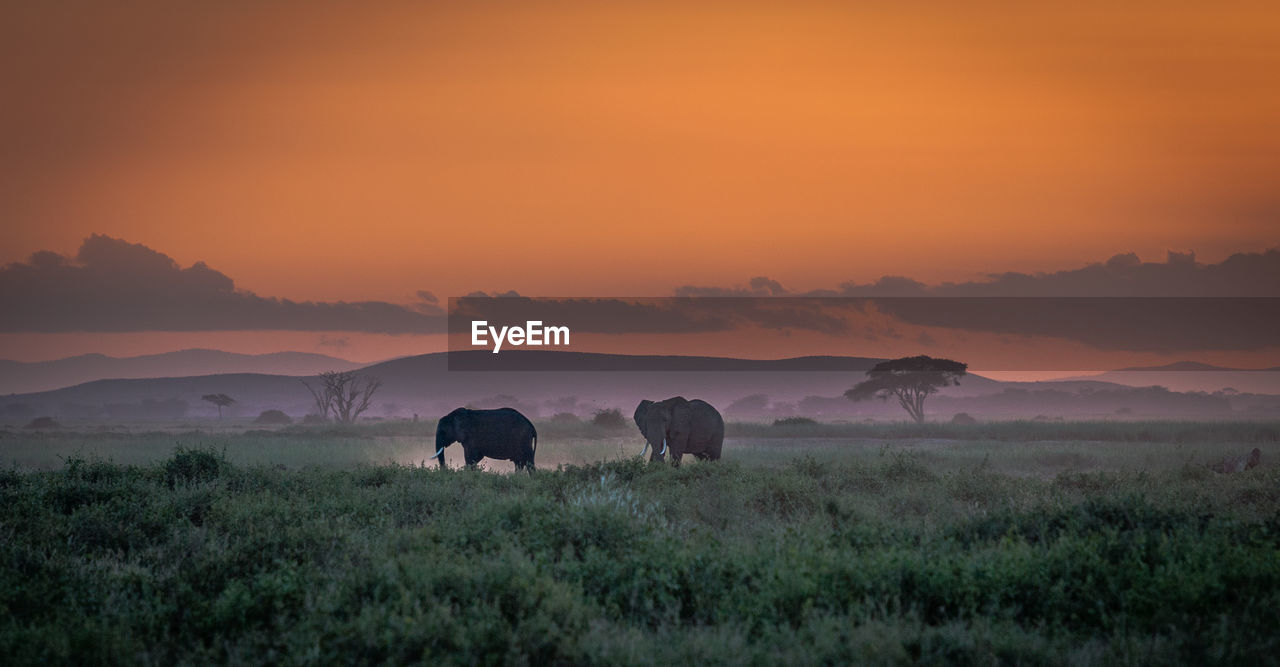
[660,438,668,456]
[638,441,649,457]
[432,447,445,459]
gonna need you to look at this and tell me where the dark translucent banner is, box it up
[446,296,1280,371]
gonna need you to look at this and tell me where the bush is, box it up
[951,412,977,425]
[253,410,293,425]
[772,416,818,427]
[591,408,627,429]
[163,446,229,488]
[550,412,582,424]
[23,416,60,430]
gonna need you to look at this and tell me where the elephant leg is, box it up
[463,447,482,468]
[521,443,536,472]
[672,436,691,466]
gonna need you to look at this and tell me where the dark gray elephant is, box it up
[633,397,724,464]
[432,407,537,471]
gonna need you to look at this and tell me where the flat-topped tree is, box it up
[844,356,967,423]
[201,393,235,419]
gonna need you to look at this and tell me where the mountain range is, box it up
[0,349,363,395]
[2,350,1275,423]
[1055,362,1280,395]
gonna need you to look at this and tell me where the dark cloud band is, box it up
[0,235,444,333]
[4,236,1276,354]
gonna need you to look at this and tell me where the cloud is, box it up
[831,276,929,297]
[831,249,1280,297]
[317,335,351,349]
[5,238,1276,353]
[0,235,445,333]
[671,249,1280,352]
[675,276,790,297]
[832,249,1280,351]
[859,296,1277,352]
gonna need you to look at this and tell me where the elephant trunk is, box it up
[434,425,452,469]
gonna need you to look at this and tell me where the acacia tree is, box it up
[301,371,382,424]
[844,356,966,423]
[201,393,236,419]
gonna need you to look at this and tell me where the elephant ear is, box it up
[634,400,654,429]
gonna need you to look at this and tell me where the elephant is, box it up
[633,397,724,464]
[432,407,537,471]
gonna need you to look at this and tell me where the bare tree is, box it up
[301,379,333,421]
[302,371,382,424]
[201,393,236,419]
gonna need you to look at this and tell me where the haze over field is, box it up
[3,352,1277,426]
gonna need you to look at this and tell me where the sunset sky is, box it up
[2,2,1277,363]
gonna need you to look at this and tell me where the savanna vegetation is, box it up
[2,433,1278,664]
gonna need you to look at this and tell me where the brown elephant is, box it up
[633,396,724,464]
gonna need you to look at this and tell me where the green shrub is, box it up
[163,446,229,488]
[2,450,1279,663]
[591,408,628,429]
[252,410,293,425]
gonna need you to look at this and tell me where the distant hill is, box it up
[0,349,362,395]
[431,351,887,372]
[1055,361,1280,394]
[0,351,1271,422]
[1118,361,1237,372]
[0,351,977,420]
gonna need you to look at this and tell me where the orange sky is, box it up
[2,3,1278,303]
[4,2,1278,303]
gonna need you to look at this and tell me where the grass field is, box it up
[2,422,1278,664]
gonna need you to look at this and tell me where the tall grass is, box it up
[2,448,1277,664]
